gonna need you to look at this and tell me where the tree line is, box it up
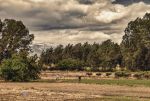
[39,13,150,71]
[39,40,122,71]
[0,13,150,81]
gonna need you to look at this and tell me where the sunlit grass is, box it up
[78,96,149,101]
[36,79,150,87]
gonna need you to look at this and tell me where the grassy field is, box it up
[78,97,150,101]
[37,79,150,87]
[2,71,150,101]
[1,82,150,101]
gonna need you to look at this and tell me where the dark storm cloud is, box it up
[113,0,150,5]
[77,0,95,5]
[0,0,89,30]
[0,0,125,32]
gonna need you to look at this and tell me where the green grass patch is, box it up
[76,96,149,101]
[63,79,150,87]
[35,79,150,87]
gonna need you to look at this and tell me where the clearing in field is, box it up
[0,81,150,101]
[1,71,150,101]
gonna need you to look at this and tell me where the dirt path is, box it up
[0,83,150,101]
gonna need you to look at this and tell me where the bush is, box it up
[115,72,122,78]
[115,71,131,78]
[96,72,101,76]
[57,58,84,71]
[86,72,93,77]
[85,67,92,72]
[133,72,150,79]
[143,72,150,79]
[0,54,40,82]
[106,72,112,77]
[134,73,144,79]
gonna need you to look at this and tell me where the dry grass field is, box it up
[1,71,150,101]
[1,82,150,101]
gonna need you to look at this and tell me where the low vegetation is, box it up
[115,71,131,78]
[0,53,40,81]
[57,58,84,71]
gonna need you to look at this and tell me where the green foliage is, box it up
[121,13,150,70]
[132,72,150,79]
[0,19,34,62]
[97,40,122,69]
[133,73,144,79]
[106,72,112,76]
[61,79,150,87]
[40,13,150,71]
[96,72,101,76]
[115,71,131,78]
[40,40,122,71]
[0,19,40,82]
[0,54,40,82]
[57,58,84,71]
[86,72,93,76]
[143,72,150,79]
[85,67,92,72]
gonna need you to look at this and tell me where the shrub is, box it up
[57,58,84,71]
[124,72,131,77]
[133,73,144,79]
[106,72,112,77]
[96,72,101,76]
[0,54,40,82]
[91,67,100,72]
[86,72,93,77]
[143,72,150,79]
[115,71,131,78]
[144,73,150,79]
[115,72,122,78]
[85,67,92,72]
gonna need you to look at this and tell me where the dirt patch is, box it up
[0,83,150,101]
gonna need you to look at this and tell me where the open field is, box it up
[0,82,150,101]
[54,79,150,87]
[1,71,150,101]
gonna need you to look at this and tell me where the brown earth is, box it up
[0,82,150,101]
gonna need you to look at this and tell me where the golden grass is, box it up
[0,82,150,101]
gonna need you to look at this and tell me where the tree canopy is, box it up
[40,40,122,71]
[0,54,40,81]
[2,13,150,74]
[0,19,40,81]
[40,13,150,71]
[121,13,150,71]
[0,19,34,62]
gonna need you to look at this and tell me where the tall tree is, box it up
[121,13,150,70]
[98,39,122,69]
[0,19,34,62]
[53,45,64,63]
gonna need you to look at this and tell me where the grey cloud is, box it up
[0,0,150,46]
[113,0,150,5]
[77,0,95,5]
[0,0,87,30]
[0,0,116,31]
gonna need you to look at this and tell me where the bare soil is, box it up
[0,82,150,101]
[0,71,149,101]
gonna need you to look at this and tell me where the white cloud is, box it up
[0,0,150,46]
[33,30,122,45]
[94,4,127,23]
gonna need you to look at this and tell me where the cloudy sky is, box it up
[1,0,150,46]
